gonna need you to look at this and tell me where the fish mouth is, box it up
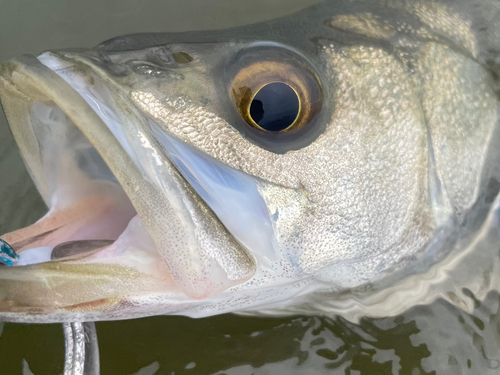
[0,52,277,314]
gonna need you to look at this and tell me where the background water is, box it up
[1,0,500,374]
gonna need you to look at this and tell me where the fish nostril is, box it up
[249,82,299,132]
[173,52,193,64]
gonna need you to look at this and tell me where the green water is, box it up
[1,297,500,374]
[1,0,500,373]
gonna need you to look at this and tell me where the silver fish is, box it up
[0,0,499,324]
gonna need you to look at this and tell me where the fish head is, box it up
[0,0,499,322]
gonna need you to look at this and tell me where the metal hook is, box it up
[63,322,100,375]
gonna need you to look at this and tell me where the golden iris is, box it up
[231,60,322,132]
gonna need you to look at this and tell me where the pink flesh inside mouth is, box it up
[2,181,137,264]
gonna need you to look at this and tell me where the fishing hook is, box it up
[63,322,100,375]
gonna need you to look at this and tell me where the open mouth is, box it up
[0,52,279,312]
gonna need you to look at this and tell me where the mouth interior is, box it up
[1,101,150,267]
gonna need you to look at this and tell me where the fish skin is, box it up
[0,0,499,323]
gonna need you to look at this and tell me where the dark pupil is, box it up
[249,82,299,131]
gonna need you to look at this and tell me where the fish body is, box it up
[0,0,499,323]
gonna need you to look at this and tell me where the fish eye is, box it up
[230,55,323,133]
